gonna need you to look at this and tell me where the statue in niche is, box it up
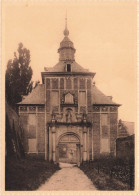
[66,109,72,123]
[83,112,87,123]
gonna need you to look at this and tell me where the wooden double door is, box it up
[58,134,80,164]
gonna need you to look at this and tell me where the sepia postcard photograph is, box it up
[1,0,138,194]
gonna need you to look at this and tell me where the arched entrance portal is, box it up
[58,133,80,164]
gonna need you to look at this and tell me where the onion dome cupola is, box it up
[58,16,76,62]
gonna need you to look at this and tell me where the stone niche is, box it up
[65,93,74,104]
[60,90,78,105]
[55,107,78,123]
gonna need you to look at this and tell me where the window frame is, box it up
[67,64,71,72]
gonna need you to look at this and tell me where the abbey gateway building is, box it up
[18,22,120,164]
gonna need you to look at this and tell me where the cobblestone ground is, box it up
[37,162,96,191]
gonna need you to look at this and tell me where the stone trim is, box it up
[19,105,45,114]
[47,121,92,127]
[93,112,117,114]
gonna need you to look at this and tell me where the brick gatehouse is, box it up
[18,20,120,164]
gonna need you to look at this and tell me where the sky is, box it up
[3,0,137,122]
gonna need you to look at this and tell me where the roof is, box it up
[18,83,120,106]
[91,85,120,106]
[18,84,45,105]
[59,36,75,51]
[120,121,134,136]
[117,120,134,138]
[44,61,89,73]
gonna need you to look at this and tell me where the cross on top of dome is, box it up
[63,15,69,37]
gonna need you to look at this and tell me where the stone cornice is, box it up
[93,104,121,107]
[41,72,95,83]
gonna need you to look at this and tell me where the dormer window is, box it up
[67,64,71,72]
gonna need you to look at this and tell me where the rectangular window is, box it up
[52,78,58,89]
[100,138,109,153]
[46,78,50,89]
[101,113,109,153]
[79,91,86,105]
[60,78,64,89]
[28,139,37,153]
[74,78,78,89]
[87,79,91,89]
[67,64,71,72]
[66,78,72,89]
[28,114,36,139]
[51,91,59,106]
[80,79,85,89]
[102,126,108,138]
[28,125,36,138]
[29,114,36,125]
[46,90,50,112]
[101,114,109,138]
[28,114,37,153]
[101,114,108,126]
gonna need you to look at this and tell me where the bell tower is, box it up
[58,15,76,62]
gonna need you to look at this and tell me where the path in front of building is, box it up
[37,162,96,191]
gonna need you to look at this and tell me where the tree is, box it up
[5,43,33,106]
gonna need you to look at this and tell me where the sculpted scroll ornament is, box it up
[102,106,108,112]
[110,106,117,112]
[38,106,45,112]
[93,106,100,112]
[20,106,27,111]
[29,106,36,111]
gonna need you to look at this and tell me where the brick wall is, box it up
[37,113,45,153]
[92,106,118,158]
[20,111,45,155]
[116,135,134,160]
[110,113,118,155]
[93,113,100,158]
[89,127,92,159]
[46,90,50,112]
[20,114,28,152]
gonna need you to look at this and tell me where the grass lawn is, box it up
[80,158,134,191]
[5,156,60,191]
